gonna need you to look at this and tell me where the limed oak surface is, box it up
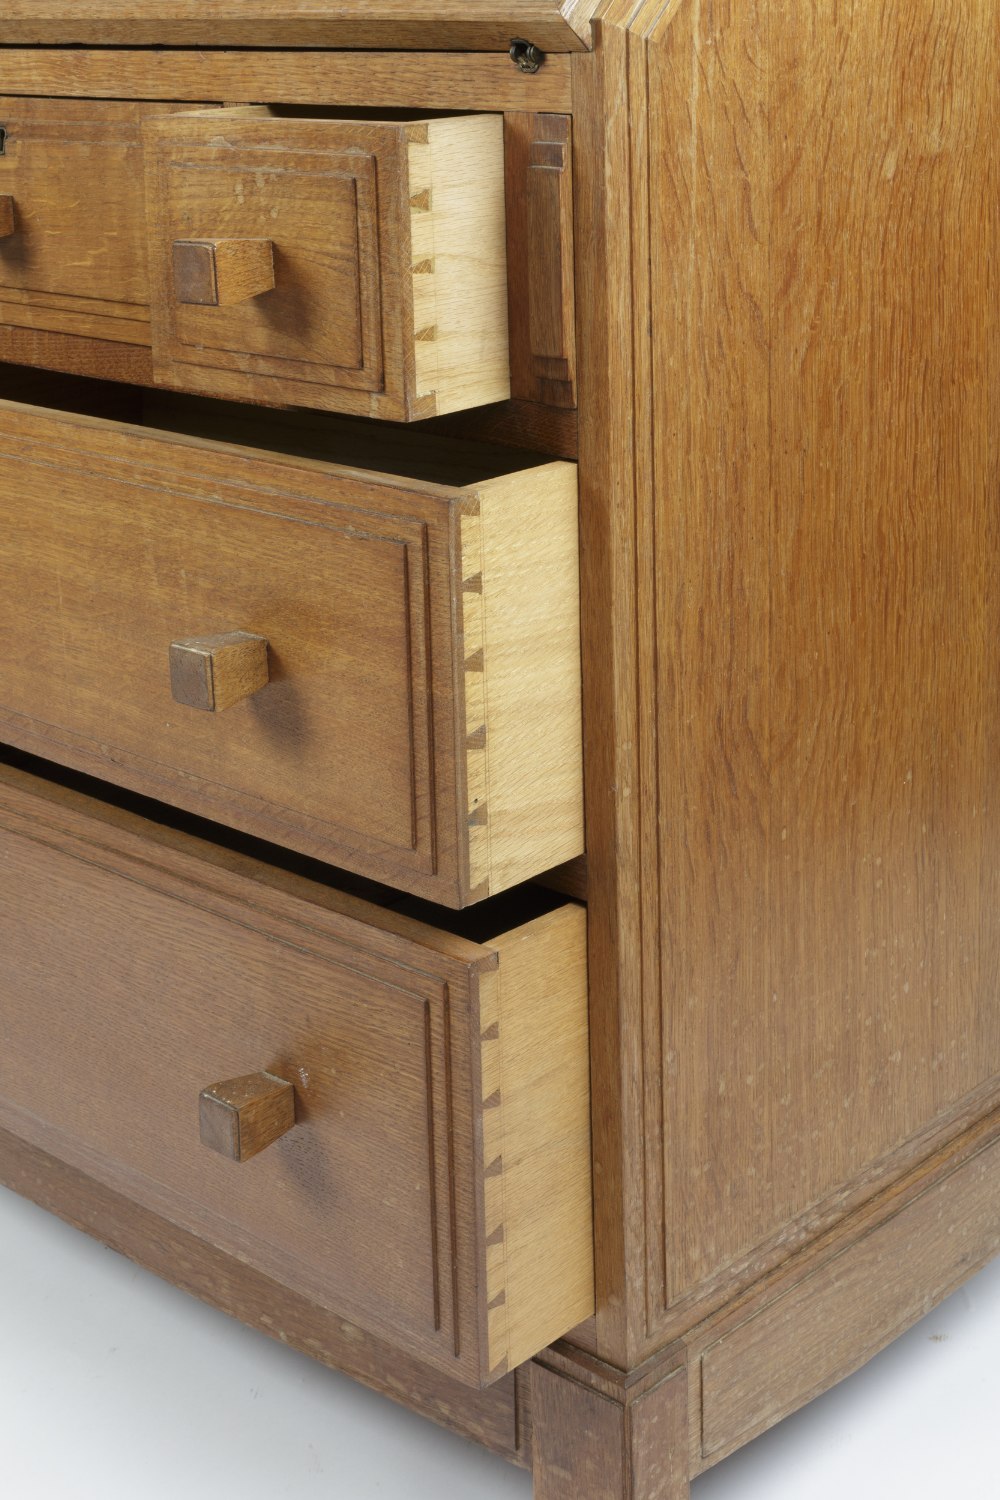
[0,98,209,351]
[0,759,593,1387]
[0,396,582,906]
[144,110,510,420]
[571,0,1000,1369]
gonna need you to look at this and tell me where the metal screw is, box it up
[509,38,545,73]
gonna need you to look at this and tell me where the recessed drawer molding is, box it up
[143,108,511,419]
[0,761,594,1387]
[0,97,211,349]
[0,395,583,906]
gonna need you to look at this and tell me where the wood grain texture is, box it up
[478,905,592,1377]
[169,631,270,714]
[531,1361,689,1500]
[0,1124,530,1466]
[0,196,14,239]
[145,109,509,420]
[0,98,210,350]
[505,114,577,408]
[0,758,592,1387]
[0,50,573,115]
[572,0,1000,1363]
[698,1113,1000,1464]
[0,1,601,50]
[0,327,153,385]
[199,1072,296,1162]
[0,396,581,906]
[568,10,649,1370]
[559,1099,1000,1480]
[408,116,511,418]
[172,238,276,307]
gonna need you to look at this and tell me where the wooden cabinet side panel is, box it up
[574,1,1000,1356]
[646,0,1000,1309]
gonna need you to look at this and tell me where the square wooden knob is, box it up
[169,630,269,713]
[172,237,276,305]
[0,196,15,238]
[199,1072,296,1163]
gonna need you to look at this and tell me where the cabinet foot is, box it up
[530,1357,690,1500]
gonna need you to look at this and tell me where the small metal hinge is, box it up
[509,38,545,73]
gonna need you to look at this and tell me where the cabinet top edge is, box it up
[0,2,603,53]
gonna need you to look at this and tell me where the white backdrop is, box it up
[1,1182,997,1499]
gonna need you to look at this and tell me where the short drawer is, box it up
[0,98,208,350]
[0,758,593,1387]
[0,390,582,906]
[143,108,510,419]
[0,101,510,421]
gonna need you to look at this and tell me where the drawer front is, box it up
[144,109,510,419]
[0,399,582,906]
[0,98,206,350]
[0,762,593,1386]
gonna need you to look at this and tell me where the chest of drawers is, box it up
[1,5,997,1497]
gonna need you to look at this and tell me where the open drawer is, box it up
[143,108,510,419]
[0,380,582,906]
[0,756,593,1387]
[0,100,510,420]
[0,98,211,354]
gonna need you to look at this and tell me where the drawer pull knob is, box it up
[0,195,15,238]
[169,630,269,713]
[172,237,276,306]
[199,1071,296,1162]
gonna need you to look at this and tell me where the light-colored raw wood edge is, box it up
[408,115,511,417]
[476,903,594,1378]
[0,49,573,115]
[457,463,583,897]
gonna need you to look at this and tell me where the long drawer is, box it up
[0,758,593,1387]
[0,393,582,907]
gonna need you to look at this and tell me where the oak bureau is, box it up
[0,4,997,1496]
